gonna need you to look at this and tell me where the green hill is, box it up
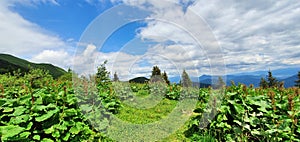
[129,77,150,83]
[0,53,66,78]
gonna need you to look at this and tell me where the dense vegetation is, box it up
[1,61,300,141]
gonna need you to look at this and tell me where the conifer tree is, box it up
[150,66,163,82]
[295,71,300,88]
[180,69,192,87]
[259,77,268,89]
[267,70,278,88]
[162,71,170,85]
[215,76,225,88]
[113,72,119,82]
[151,66,161,77]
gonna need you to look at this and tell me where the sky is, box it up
[0,0,300,81]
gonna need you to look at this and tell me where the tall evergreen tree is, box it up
[180,69,192,87]
[215,76,225,88]
[150,66,162,82]
[113,72,119,82]
[162,71,170,85]
[267,70,278,88]
[151,66,161,77]
[295,71,300,88]
[259,77,268,89]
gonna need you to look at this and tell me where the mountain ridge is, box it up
[169,68,299,88]
[0,53,66,79]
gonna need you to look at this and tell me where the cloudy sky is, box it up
[0,0,299,80]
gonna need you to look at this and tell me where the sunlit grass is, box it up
[115,98,177,124]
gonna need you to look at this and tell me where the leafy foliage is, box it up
[0,69,113,141]
[96,60,111,89]
[187,84,300,141]
[1,64,300,141]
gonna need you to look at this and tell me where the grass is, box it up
[107,82,215,141]
[112,95,203,141]
[115,98,177,124]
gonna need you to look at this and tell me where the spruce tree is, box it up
[113,72,119,82]
[150,66,163,82]
[162,71,170,85]
[216,76,225,88]
[259,77,268,89]
[151,66,161,77]
[295,71,300,88]
[267,70,278,88]
[180,69,192,87]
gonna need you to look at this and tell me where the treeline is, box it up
[80,61,300,89]
[259,70,300,88]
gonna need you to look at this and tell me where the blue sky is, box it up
[0,0,300,80]
[10,0,112,41]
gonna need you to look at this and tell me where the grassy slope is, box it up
[115,96,192,141]
[0,53,66,78]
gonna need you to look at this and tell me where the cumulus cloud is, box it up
[0,0,72,70]
[0,5,65,55]
[30,50,71,68]
[2,0,299,80]
[190,0,300,72]
[108,0,300,75]
[106,0,225,76]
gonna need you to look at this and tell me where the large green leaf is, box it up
[41,138,54,142]
[9,114,30,124]
[44,125,55,134]
[11,106,27,116]
[65,108,78,117]
[26,122,33,130]
[0,125,25,140]
[19,131,31,138]
[69,122,84,135]
[2,107,13,113]
[62,132,70,141]
[69,125,80,134]
[254,100,270,113]
[35,108,59,122]
[33,135,41,140]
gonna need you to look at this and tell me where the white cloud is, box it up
[83,44,97,57]
[114,0,300,75]
[72,44,144,80]
[30,50,71,68]
[2,0,299,80]
[0,1,65,56]
[0,0,73,70]
[114,0,225,76]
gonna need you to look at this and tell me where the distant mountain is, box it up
[232,67,300,79]
[0,53,66,78]
[198,74,298,88]
[199,75,262,87]
[281,75,297,88]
